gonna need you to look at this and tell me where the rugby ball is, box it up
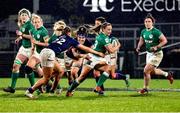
[111,38,119,47]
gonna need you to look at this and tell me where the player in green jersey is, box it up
[66,22,120,96]
[93,37,130,88]
[136,13,174,94]
[24,14,49,93]
[3,8,35,93]
[91,17,130,89]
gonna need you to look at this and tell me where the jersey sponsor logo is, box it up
[83,0,180,12]
[105,38,110,43]
[37,34,40,39]
[143,35,146,38]
[121,0,179,12]
[22,28,25,32]
[149,34,153,39]
[145,40,153,43]
[83,0,114,12]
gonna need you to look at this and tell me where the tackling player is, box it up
[25,26,104,98]
[47,20,66,95]
[66,26,93,85]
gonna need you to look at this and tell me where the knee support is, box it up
[25,66,33,75]
[14,59,22,65]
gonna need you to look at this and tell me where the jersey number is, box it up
[93,40,98,49]
[56,38,66,45]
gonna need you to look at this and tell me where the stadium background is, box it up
[0,0,180,78]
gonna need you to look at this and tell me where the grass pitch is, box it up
[0,78,180,112]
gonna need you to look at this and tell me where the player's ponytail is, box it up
[101,22,112,31]
[91,17,106,33]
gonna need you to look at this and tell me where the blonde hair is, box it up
[53,20,66,31]
[31,13,43,23]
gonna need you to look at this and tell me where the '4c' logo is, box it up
[83,0,114,12]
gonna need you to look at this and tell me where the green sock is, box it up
[28,72,35,86]
[68,80,79,92]
[97,72,109,87]
[10,72,19,89]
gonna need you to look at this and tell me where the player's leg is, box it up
[3,62,21,93]
[110,65,130,87]
[66,65,92,96]
[139,52,156,94]
[66,70,73,85]
[25,66,53,98]
[25,53,44,95]
[49,61,64,94]
[25,48,55,98]
[3,48,28,93]
[25,56,38,86]
[71,60,81,80]
[93,70,105,91]
[152,50,173,84]
[36,65,43,77]
[65,56,73,85]
[139,63,154,94]
[54,57,66,94]
[94,63,111,95]
[71,66,80,79]
[152,68,174,84]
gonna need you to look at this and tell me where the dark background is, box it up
[0,0,180,24]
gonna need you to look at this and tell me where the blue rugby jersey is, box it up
[48,35,79,56]
[66,38,92,60]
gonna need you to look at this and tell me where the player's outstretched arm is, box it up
[77,44,104,57]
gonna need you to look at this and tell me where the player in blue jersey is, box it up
[66,26,93,85]
[46,20,66,95]
[25,26,104,98]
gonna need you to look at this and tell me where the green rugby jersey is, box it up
[19,20,35,48]
[140,27,162,52]
[48,33,57,44]
[33,26,48,53]
[93,33,111,54]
